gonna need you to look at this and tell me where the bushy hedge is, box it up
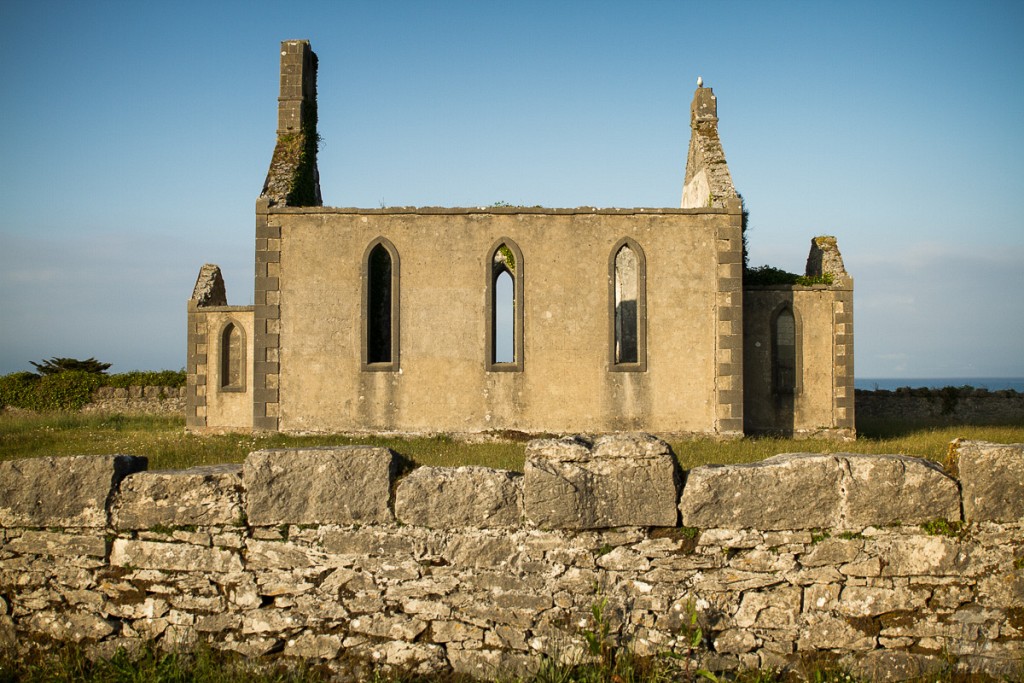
[103,370,187,388]
[0,371,102,411]
[0,369,186,411]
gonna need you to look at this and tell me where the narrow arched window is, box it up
[220,322,245,390]
[363,238,400,370]
[487,239,524,371]
[609,238,647,371]
[494,269,514,363]
[773,305,798,394]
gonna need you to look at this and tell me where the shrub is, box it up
[104,370,186,388]
[0,371,40,409]
[31,371,104,411]
[744,265,834,287]
[0,370,102,411]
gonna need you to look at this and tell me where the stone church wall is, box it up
[258,206,744,437]
[743,284,855,438]
[1,438,1021,679]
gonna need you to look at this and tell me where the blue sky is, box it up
[1,0,1022,378]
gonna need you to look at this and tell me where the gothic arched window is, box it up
[220,321,245,390]
[363,238,400,370]
[487,239,524,371]
[772,304,799,394]
[609,238,647,371]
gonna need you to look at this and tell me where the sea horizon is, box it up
[855,377,1024,392]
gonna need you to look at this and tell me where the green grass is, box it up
[1,411,1021,473]
[0,412,526,471]
[0,642,335,683]
[671,420,1024,470]
[1,640,1009,683]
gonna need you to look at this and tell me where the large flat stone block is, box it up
[244,447,397,525]
[0,454,147,528]
[6,530,107,558]
[112,464,244,529]
[395,466,522,528]
[110,538,242,573]
[956,440,1024,522]
[524,434,680,529]
[680,453,960,530]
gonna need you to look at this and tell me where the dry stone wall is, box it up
[1,437,1022,681]
[82,386,186,416]
[856,389,1024,424]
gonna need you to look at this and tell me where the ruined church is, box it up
[187,40,854,438]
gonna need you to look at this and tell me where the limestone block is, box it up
[112,464,243,529]
[349,613,427,640]
[977,572,1024,609]
[956,440,1024,522]
[680,453,960,530]
[800,538,862,567]
[395,466,522,528]
[837,585,928,617]
[442,535,519,568]
[733,584,801,628]
[524,434,680,529]
[322,527,425,558]
[6,531,107,558]
[798,613,877,651]
[448,648,536,680]
[244,447,397,525]
[842,454,960,527]
[285,633,342,659]
[877,535,965,576]
[242,609,305,635]
[713,628,757,654]
[109,539,242,573]
[430,620,483,643]
[681,455,838,530]
[848,651,946,683]
[245,539,321,570]
[0,454,147,528]
[27,610,115,643]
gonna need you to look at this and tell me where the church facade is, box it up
[186,40,854,439]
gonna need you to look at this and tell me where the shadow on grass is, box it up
[856,416,1024,439]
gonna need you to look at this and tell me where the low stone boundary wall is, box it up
[1,436,1022,680]
[82,386,186,416]
[856,388,1024,424]
[70,385,1024,425]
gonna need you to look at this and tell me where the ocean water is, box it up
[855,377,1024,392]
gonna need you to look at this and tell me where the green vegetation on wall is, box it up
[744,265,834,287]
[0,366,186,411]
[0,371,103,411]
[285,101,320,207]
[740,202,834,287]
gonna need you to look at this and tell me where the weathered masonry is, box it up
[187,39,854,438]
[1,440,1021,678]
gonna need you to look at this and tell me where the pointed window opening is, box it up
[487,239,524,371]
[363,238,400,370]
[219,321,245,391]
[773,305,798,394]
[494,269,515,363]
[609,238,647,371]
